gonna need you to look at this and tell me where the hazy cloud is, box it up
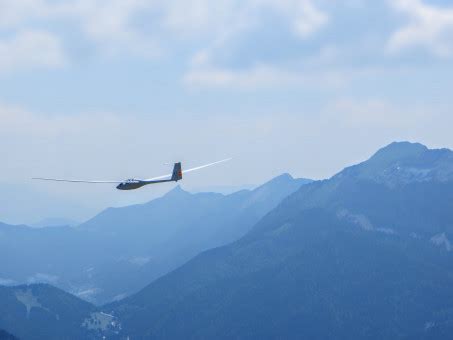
[183,64,345,89]
[0,277,17,286]
[388,0,453,57]
[0,0,328,60]
[0,30,66,73]
[290,0,329,38]
[27,273,59,284]
[0,0,53,28]
[129,256,151,266]
[66,0,160,57]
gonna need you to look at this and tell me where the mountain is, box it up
[0,174,310,304]
[108,142,453,339]
[0,284,106,340]
[32,217,78,228]
[0,329,18,340]
[74,174,311,303]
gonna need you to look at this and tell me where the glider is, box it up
[32,158,232,190]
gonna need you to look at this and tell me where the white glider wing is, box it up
[144,158,232,182]
[32,178,122,183]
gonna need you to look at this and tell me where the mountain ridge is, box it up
[0,173,311,305]
[108,141,453,339]
[336,141,453,186]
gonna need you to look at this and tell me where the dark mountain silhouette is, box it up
[108,142,453,339]
[0,284,97,340]
[0,174,310,304]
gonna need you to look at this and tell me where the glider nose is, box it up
[116,183,124,190]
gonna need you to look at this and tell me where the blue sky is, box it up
[1,0,453,224]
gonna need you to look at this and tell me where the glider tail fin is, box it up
[171,162,182,181]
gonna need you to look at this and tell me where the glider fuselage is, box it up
[116,180,149,190]
[116,178,176,190]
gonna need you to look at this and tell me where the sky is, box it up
[1,0,453,225]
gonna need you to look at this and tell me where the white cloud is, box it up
[246,0,329,38]
[0,102,119,138]
[182,0,331,90]
[64,0,160,57]
[0,0,330,68]
[0,0,159,58]
[286,0,329,38]
[187,0,329,67]
[0,30,66,73]
[0,0,52,28]
[184,65,300,89]
[388,0,453,57]
[163,0,328,39]
[183,63,345,89]
[326,97,429,128]
[158,0,243,35]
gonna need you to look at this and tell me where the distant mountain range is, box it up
[0,174,311,305]
[2,142,453,339]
